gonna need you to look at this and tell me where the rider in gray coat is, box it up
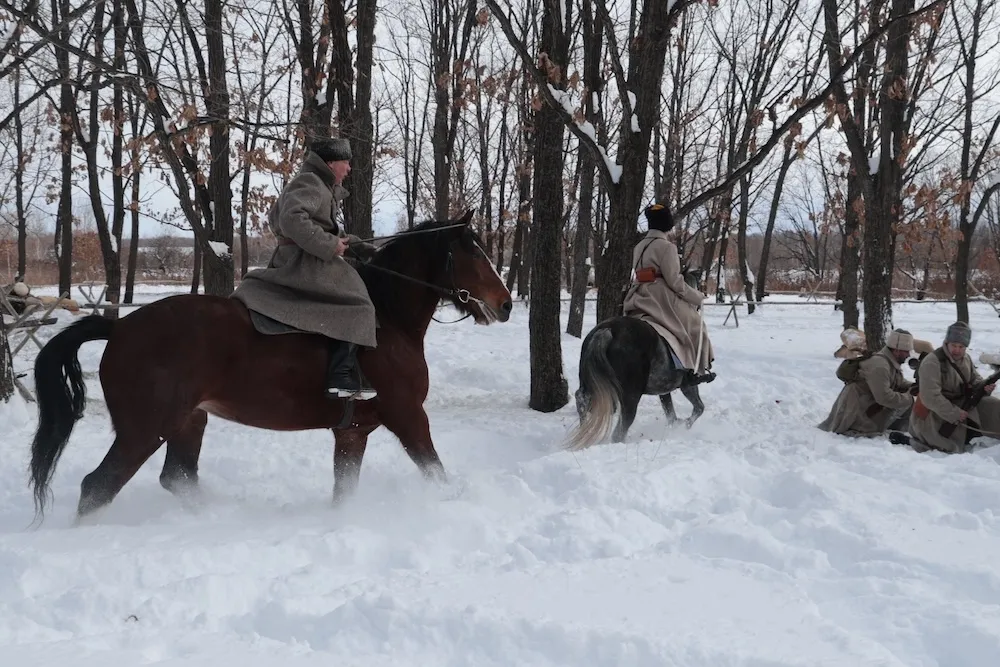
[232,138,377,399]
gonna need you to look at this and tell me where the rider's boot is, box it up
[326,340,377,400]
[686,369,717,385]
[684,369,716,386]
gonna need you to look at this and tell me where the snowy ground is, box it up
[3,289,1000,666]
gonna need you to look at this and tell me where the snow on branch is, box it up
[546,84,623,182]
[484,0,622,189]
[208,241,231,258]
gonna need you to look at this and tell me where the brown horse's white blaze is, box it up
[26,213,512,523]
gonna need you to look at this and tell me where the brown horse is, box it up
[28,212,513,522]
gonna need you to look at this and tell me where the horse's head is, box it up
[437,209,513,324]
[369,209,512,325]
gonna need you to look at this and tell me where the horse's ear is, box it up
[459,209,474,225]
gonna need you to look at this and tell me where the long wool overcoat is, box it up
[817,346,914,436]
[909,348,1000,453]
[231,153,377,348]
[621,229,713,372]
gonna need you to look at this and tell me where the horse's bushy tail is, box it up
[564,327,621,451]
[29,315,114,519]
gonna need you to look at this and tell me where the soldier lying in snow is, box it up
[818,328,932,438]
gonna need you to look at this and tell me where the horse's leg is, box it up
[612,392,642,442]
[680,383,705,429]
[160,409,207,497]
[332,425,378,504]
[78,430,164,519]
[659,393,678,425]
[380,405,446,482]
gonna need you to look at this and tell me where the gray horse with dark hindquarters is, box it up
[564,270,712,450]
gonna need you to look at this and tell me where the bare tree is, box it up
[822,0,949,348]
[951,0,1000,322]
[380,5,432,228]
[427,0,478,218]
[0,318,12,402]
[527,0,570,412]
[567,0,604,338]
[330,0,378,237]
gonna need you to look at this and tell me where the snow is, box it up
[548,83,623,183]
[577,120,623,183]
[316,90,327,107]
[869,155,879,176]
[4,292,1000,665]
[208,241,231,258]
[627,91,639,133]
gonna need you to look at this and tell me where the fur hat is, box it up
[644,204,674,233]
[913,338,934,355]
[886,328,914,352]
[945,321,972,347]
[834,326,867,359]
[309,137,351,162]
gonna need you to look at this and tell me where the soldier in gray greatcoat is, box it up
[231,137,378,399]
[909,321,1000,453]
[818,329,917,437]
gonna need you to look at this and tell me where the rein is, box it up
[355,222,470,245]
[357,243,486,324]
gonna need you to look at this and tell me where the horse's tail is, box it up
[29,315,114,519]
[564,327,622,451]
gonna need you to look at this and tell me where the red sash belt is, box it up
[635,267,660,283]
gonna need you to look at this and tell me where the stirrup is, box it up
[327,386,377,400]
[325,374,377,400]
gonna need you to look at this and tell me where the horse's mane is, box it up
[355,219,479,325]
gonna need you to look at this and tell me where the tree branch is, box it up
[676,0,949,222]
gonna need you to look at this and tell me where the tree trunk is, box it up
[528,0,569,413]
[837,180,863,328]
[0,323,13,403]
[567,171,593,337]
[595,1,678,323]
[952,0,1000,323]
[736,175,755,314]
[506,213,524,293]
[567,0,601,338]
[955,229,973,322]
[519,219,532,299]
[191,244,201,294]
[125,109,141,304]
[331,0,377,239]
[202,0,234,297]
[430,0,453,219]
[756,142,795,302]
[13,34,26,280]
[107,0,126,317]
[55,0,73,295]
[77,0,124,318]
[862,0,915,349]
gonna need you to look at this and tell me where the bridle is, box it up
[359,237,489,324]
